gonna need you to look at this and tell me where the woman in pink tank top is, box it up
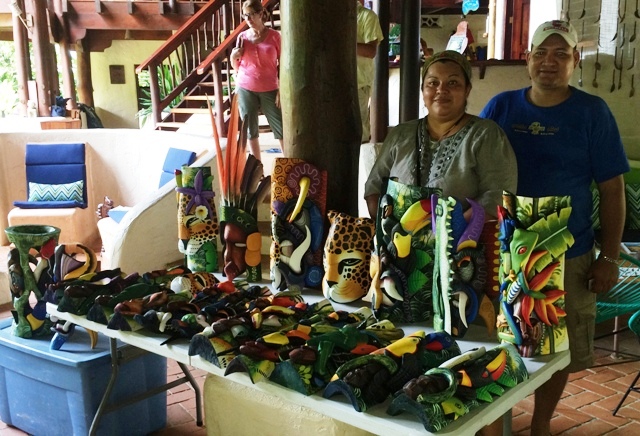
[230,0,284,160]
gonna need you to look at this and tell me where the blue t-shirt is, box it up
[480,87,629,258]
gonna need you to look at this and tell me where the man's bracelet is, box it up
[599,254,620,265]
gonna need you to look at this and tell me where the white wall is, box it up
[388,64,531,126]
[90,40,164,129]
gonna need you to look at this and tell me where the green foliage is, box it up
[0,42,75,116]
[136,64,185,127]
[0,42,20,115]
[528,207,575,273]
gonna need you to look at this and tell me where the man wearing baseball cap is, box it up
[531,19,579,48]
[480,20,628,435]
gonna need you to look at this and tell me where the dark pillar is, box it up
[371,0,390,143]
[399,0,421,123]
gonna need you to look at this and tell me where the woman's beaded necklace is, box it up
[415,112,467,186]
[427,112,467,143]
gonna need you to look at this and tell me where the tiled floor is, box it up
[511,316,640,435]
[1,302,639,435]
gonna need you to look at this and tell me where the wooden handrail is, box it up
[135,0,224,74]
[196,24,245,75]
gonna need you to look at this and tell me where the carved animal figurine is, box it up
[96,195,114,219]
[323,330,462,412]
[387,343,529,433]
[496,193,573,357]
[271,159,327,292]
[5,226,59,338]
[207,94,269,281]
[176,167,219,273]
[363,179,441,323]
[322,211,375,303]
[432,196,496,338]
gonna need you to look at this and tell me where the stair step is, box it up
[184,95,217,101]
[258,220,272,256]
[156,121,186,128]
[170,108,212,114]
[258,220,271,235]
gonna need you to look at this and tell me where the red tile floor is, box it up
[1,306,639,435]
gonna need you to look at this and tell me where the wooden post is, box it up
[280,0,360,216]
[12,0,30,117]
[53,0,78,109]
[371,0,390,143]
[48,42,60,99]
[30,0,55,116]
[76,40,95,107]
[398,0,420,123]
[149,63,162,126]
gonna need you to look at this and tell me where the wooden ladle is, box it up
[578,47,584,87]
[611,69,616,93]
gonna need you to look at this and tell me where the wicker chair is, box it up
[595,251,640,359]
[612,309,640,416]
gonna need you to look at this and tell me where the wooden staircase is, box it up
[136,0,281,136]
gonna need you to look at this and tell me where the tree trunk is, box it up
[280,0,360,217]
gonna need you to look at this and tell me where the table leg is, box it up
[177,361,204,426]
[90,338,120,436]
[502,409,512,434]
[89,338,204,435]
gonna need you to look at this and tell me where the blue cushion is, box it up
[26,143,85,165]
[24,143,87,205]
[13,200,85,209]
[160,148,196,187]
[28,180,84,203]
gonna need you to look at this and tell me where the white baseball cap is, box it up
[531,20,578,48]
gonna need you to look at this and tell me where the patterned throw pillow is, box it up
[591,186,600,230]
[626,183,640,230]
[28,180,84,203]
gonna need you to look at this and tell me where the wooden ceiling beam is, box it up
[68,12,190,31]
[80,28,173,51]
[67,0,202,18]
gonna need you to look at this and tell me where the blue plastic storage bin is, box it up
[0,318,167,436]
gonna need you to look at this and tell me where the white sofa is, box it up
[0,129,218,278]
